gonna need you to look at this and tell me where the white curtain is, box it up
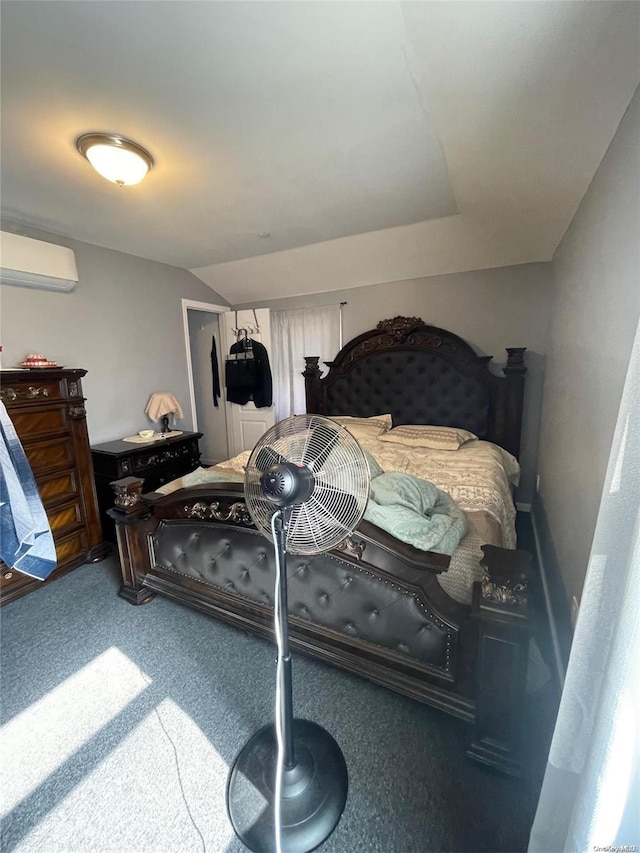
[271,305,341,422]
[529,319,640,852]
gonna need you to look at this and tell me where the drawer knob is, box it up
[4,572,13,580]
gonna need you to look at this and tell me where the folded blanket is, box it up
[364,471,467,555]
[0,401,56,580]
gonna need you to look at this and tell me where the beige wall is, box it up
[0,224,229,445]
[235,261,553,503]
[538,86,640,605]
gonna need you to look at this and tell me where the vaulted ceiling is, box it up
[2,1,639,302]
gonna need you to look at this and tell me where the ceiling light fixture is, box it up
[75,133,154,186]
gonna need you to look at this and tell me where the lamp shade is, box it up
[76,133,154,186]
[144,393,184,422]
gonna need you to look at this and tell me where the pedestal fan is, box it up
[226,414,370,853]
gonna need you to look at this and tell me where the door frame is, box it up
[181,299,229,434]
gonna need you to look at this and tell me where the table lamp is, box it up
[144,393,184,434]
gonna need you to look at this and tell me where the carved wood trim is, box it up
[110,476,145,513]
[67,404,86,419]
[376,316,425,339]
[0,385,50,403]
[335,536,366,561]
[479,545,531,609]
[481,574,528,607]
[184,500,254,526]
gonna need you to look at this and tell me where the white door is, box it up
[221,308,276,457]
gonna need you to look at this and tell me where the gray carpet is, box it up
[1,558,548,852]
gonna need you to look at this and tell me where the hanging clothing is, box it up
[0,401,56,580]
[226,338,273,408]
[211,335,220,408]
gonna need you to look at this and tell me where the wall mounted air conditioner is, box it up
[0,231,78,292]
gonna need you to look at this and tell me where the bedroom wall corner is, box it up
[0,223,230,445]
[530,496,573,684]
[537,84,640,606]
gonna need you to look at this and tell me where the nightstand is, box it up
[91,431,202,541]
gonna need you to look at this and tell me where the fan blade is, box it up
[285,487,360,554]
[302,426,340,472]
[255,445,287,473]
[311,487,358,529]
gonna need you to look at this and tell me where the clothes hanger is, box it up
[231,310,260,337]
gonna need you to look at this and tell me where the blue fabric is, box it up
[364,471,467,556]
[0,401,56,580]
[363,449,384,479]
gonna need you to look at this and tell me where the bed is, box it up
[109,316,532,775]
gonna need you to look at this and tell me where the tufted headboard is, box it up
[304,316,527,458]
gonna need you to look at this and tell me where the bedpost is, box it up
[108,476,156,605]
[303,356,323,414]
[502,347,527,457]
[467,545,532,776]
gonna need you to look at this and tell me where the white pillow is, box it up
[330,414,392,441]
[378,424,477,450]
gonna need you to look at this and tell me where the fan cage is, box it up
[245,415,370,555]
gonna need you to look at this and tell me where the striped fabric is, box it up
[378,425,477,450]
[0,401,56,580]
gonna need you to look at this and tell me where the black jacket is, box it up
[226,339,273,408]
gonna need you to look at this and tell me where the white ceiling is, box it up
[2,1,639,303]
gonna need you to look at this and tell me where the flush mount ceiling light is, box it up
[75,133,154,186]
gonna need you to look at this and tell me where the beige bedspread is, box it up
[358,438,519,602]
[158,439,519,605]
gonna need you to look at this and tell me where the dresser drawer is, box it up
[55,529,89,567]
[132,440,199,475]
[9,405,69,439]
[132,449,166,474]
[48,500,84,538]
[38,470,80,507]
[0,528,91,605]
[0,502,84,581]
[1,377,63,404]
[0,564,33,596]
[24,436,75,475]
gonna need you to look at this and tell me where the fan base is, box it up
[226,719,348,853]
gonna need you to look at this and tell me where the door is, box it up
[182,298,229,466]
[221,308,276,457]
[187,310,228,465]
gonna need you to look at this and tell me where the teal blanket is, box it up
[364,472,467,555]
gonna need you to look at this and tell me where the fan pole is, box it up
[273,509,295,769]
[228,434,352,852]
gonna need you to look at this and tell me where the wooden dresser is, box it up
[91,431,202,541]
[0,368,108,605]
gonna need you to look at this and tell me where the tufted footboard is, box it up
[151,520,459,684]
[109,479,532,773]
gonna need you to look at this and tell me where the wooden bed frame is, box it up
[109,317,532,775]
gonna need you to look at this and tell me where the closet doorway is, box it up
[182,299,229,465]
